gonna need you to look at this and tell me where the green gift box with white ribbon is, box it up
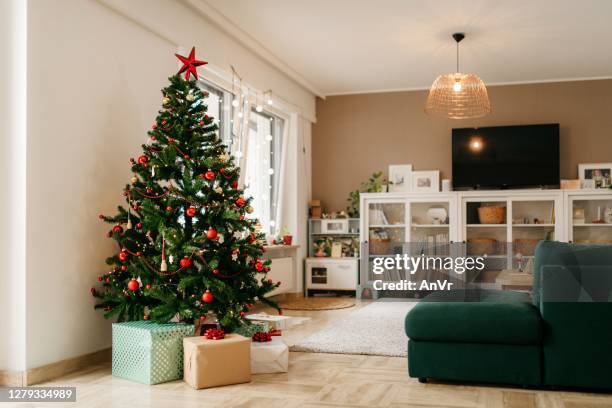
[112,321,195,385]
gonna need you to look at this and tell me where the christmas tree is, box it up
[92,48,280,330]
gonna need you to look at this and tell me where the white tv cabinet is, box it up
[359,189,612,297]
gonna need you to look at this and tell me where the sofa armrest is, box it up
[540,265,612,390]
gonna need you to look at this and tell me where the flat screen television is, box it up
[452,124,560,189]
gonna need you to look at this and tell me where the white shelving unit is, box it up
[359,189,612,299]
[305,218,359,295]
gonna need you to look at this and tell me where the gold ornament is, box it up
[214,186,223,194]
[219,154,229,162]
[246,206,254,214]
[130,176,138,185]
[186,93,194,102]
[162,96,170,105]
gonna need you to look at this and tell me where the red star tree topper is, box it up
[175,47,207,80]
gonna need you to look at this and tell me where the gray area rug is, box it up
[290,301,415,357]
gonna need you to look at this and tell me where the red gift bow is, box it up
[204,328,225,340]
[252,331,272,342]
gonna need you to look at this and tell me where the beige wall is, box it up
[312,80,612,212]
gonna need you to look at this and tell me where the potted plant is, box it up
[346,171,388,218]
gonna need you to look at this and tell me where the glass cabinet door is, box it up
[408,200,454,256]
[367,201,407,256]
[510,199,557,269]
[569,195,612,244]
[462,198,509,286]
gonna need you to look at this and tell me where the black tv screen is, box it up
[452,124,560,189]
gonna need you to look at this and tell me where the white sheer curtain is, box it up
[243,110,285,235]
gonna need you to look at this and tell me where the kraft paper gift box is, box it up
[183,334,251,389]
[112,321,195,385]
[251,337,289,374]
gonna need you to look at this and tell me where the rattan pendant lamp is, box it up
[425,33,491,119]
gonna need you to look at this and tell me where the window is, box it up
[244,110,285,235]
[198,79,233,146]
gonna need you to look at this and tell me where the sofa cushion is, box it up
[533,241,612,307]
[405,289,542,345]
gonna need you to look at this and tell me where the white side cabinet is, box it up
[565,190,612,243]
[305,258,358,294]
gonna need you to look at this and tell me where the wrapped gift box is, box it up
[251,337,289,374]
[245,313,292,330]
[112,321,194,385]
[233,321,268,338]
[183,334,251,389]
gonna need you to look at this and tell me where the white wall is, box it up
[0,0,27,372]
[24,0,315,369]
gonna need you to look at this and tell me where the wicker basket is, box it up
[513,239,540,256]
[477,206,506,224]
[467,238,497,255]
[369,238,391,254]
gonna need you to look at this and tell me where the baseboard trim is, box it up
[0,370,25,387]
[0,348,111,386]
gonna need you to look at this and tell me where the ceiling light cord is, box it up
[452,32,465,73]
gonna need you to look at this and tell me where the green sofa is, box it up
[404,241,612,390]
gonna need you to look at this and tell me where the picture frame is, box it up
[578,163,612,189]
[411,170,439,192]
[388,164,413,192]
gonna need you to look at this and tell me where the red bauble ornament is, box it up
[184,154,190,160]
[98,276,103,282]
[118,251,129,261]
[180,257,192,268]
[175,47,208,81]
[146,187,153,194]
[239,311,245,317]
[167,137,174,142]
[136,222,143,229]
[203,170,215,181]
[206,228,218,240]
[130,157,136,164]
[212,268,220,275]
[219,168,225,174]
[277,281,282,286]
[236,197,245,207]
[105,278,110,283]
[152,123,158,130]
[121,265,127,271]
[98,213,105,219]
[112,225,123,233]
[199,315,206,321]
[127,279,140,291]
[267,278,273,284]
[143,315,150,321]
[186,206,197,217]
[145,284,152,289]
[138,155,148,165]
[161,119,167,126]
[255,262,264,272]
[166,206,173,212]
[151,136,156,141]
[202,290,214,303]
[231,181,238,189]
